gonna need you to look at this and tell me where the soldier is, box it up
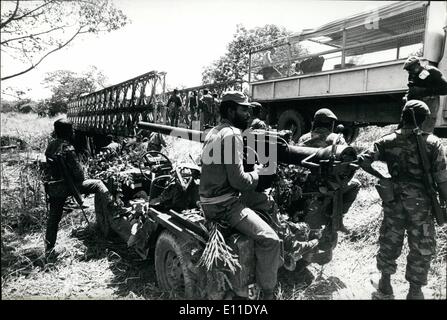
[403,56,447,131]
[298,108,360,234]
[358,100,447,299]
[146,130,167,152]
[199,91,317,299]
[167,89,182,127]
[101,134,121,157]
[200,89,214,128]
[44,119,117,260]
[188,91,198,125]
[249,102,268,130]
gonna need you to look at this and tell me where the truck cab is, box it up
[248,1,447,141]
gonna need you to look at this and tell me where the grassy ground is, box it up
[1,114,446,300]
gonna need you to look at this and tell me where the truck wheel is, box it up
[155,230,198,299]
[94,193,112,238]
[278,109,305,142]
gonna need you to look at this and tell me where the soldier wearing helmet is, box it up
[403,56,447,131]
[358,100,447,300]
[298,108,343,147]
[297,108,360,273]
[249,101,268,130]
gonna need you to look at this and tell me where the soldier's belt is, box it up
[200,192,238,205]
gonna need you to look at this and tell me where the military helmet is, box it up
[314,108,337,122]
[402,99,430,116]
[403,56,420,70]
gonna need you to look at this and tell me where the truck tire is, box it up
[278,109,305,142]
[155,230,198,299]
[94,193,112,238]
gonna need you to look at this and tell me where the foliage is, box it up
[201,24,294,84]
[42,66,108,116]
[1,0,129,81]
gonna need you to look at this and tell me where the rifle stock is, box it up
[410,109,446,226]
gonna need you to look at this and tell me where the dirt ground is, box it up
[1,123,446,300]
[2,175,445,300]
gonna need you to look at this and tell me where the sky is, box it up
[1,0,394,100]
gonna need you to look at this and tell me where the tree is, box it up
[202,24,299,85]
[1,0,129,81]
[42,66,108,116]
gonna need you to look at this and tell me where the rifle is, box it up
[55,154,90,225]
[409,108,447,226]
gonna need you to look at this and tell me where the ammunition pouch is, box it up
[44,180,70,198]
[375,178,395,203]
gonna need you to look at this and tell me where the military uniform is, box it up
[298,126,360,222]
[45,138,110,253]
[199,119,281,292]
[404,56,447,132]
[297,127,346,148]
[359,128,447,287]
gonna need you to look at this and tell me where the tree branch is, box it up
[1,26,83,81]
[1,25,66,45]
[9,0,57,23]
[0,0,20,29]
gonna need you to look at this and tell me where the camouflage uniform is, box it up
[360,128,447,286]
[45,138,110,253]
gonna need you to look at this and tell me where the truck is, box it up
[64,0,446,299]
[248,1,447,141]
[68,1,447,148]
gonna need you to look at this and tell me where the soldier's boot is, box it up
[371,273,394,299]
[406,283,424,300]
[261,289,275,300]
[378,274,393,295]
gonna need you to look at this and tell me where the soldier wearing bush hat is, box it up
[358,99,447,300]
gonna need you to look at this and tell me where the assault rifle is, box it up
[410,109,447,226]
[55,154,90,224]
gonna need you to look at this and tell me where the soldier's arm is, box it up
[429,137,447,199]
[224,133,259,192]
[64,146,85,183]
[428,68,447,96]
[357,140,388,179]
